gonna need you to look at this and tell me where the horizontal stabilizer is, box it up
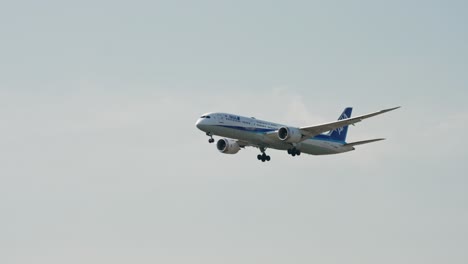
[345,138,385,147]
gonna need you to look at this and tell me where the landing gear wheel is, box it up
[257,149,271,162]
[288,147,300,157]
[206,132,214,143]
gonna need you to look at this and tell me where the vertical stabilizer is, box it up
[328,107,352,142]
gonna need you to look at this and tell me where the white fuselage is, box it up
[196,112,355,155]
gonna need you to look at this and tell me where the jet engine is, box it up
[278,126,302,143]
[216,138,241,154]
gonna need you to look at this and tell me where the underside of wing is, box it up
[236,140,252,148]
[299,106,400,138]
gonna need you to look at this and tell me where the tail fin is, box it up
[328,107,353,141]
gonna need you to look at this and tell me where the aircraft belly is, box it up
[208,126,352,155]
[209,126,289,148]
[300,139,348,155]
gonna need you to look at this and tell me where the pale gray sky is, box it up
[1,1,467,263]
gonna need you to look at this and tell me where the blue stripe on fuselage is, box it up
[217,125,346,144]
[311,134,346,144]
[218,125,276,133]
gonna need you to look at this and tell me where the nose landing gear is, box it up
[206,132,214,143]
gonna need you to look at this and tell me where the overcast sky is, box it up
[1,1,467,263]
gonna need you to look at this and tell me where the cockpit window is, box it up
[200,115,211,118]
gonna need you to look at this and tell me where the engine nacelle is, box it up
[216,138,241,154]
[278,126,302,143]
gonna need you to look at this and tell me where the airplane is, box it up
[195,106,400,162]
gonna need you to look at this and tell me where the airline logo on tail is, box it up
[335,113,349,135]
[335,126,344,135]
[328,107,352,141]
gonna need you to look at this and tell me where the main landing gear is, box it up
[206,132,214,143]
[287,147,301,157]
[257,147,271,162]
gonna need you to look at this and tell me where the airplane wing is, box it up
[235,140,269,152]
[299,106,400,138]
[236,140,252,148]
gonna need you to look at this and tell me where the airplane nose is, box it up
[196,119,203,130]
